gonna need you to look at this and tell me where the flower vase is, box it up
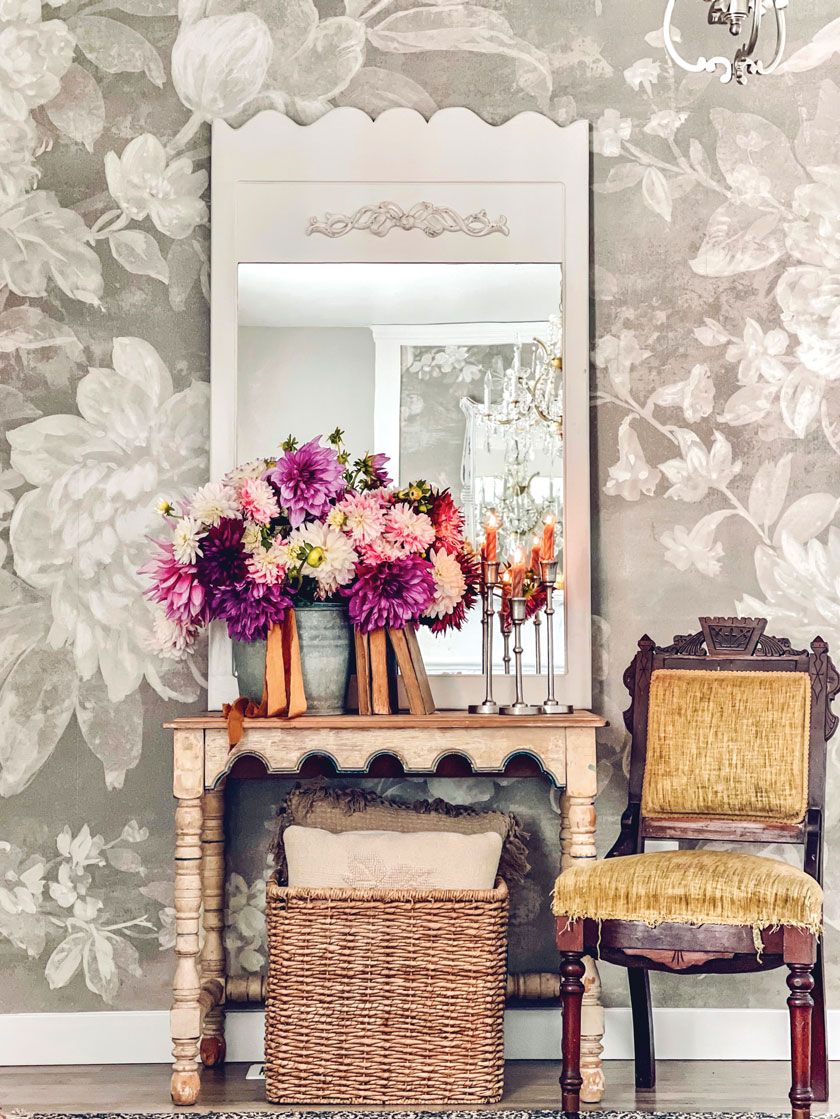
[233,602,353,715]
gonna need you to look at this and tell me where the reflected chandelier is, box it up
[663,0,788,85]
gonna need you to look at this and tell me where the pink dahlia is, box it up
[140,540,208,623]
[265,437,346,527]
[384,503,436,553]
[238,477,280,526]
[356,536,406,564]
[337,490,386,544]
[343,554,435,633]
[429,489,465,554]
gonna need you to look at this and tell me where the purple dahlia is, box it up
[364,452,392,489]
[195,517,248,613]
[215,579,294,643]
[344,554,435,634]
[265,437,346,527]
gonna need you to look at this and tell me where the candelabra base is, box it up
[542,700,573,714]
[468,700,500,715]
[500,702,540,716]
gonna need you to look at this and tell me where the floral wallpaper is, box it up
[1,0,839,1016]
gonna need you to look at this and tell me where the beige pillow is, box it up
[283,825,503,890]
[273,784,529,885]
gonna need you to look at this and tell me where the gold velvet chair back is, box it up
[622,617,837,858]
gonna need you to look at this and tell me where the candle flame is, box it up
[533,535,541,547]
[486,512,497,528]
[544,512,556,526]
[513,546,525,564]
[501,570,511,582]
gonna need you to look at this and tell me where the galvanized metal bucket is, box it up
[232,603,353,715]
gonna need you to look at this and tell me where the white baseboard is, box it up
[0,1007,836,1067]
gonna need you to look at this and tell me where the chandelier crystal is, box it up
[459,320,564,556]
[663,0,788,85]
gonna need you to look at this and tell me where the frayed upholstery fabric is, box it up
[642,669,811,825]
[551,849,823,939]
[272,782,531,886]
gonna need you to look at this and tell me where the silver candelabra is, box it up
[469,561,500,715]
[500,597,539,716]
[540,558,571,714]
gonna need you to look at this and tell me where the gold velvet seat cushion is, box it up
[642,669,811,825]
[551,850,822,936]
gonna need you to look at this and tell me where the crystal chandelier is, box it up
[459,318,564,555]
[479,316,564,439]
[663,0,788,85]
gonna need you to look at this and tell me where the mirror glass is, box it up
[236,263,565,676]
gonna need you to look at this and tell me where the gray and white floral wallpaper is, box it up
[1,0,839,1016]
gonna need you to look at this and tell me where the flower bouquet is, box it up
[141,430,480,715]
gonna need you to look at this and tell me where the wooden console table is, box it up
[166,711,607,1105]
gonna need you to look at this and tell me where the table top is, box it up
[166,709,607,731]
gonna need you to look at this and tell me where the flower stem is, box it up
[167,113,204,158]
[719,485,771,545]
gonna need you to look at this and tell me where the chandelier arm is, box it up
[662,0,734,82]
[744,0,762,58]
[756,2,787,75]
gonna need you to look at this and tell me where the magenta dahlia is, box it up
[140,541,208,623]
[214,579,294,642]
[265,437,346,527]
[343,554,435,633]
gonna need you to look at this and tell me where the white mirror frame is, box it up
[210,107,591,711]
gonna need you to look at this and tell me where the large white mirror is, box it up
[236,262,564,677]
[211,109,590,710]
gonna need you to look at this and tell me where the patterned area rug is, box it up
[5,1110,837,1118]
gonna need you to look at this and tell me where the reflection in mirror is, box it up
[237,263,565,676]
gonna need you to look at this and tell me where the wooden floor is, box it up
[0,1061,835,1113]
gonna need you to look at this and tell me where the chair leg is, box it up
[628,967,656,1089]
[787,961,815,1119]
[810,938,828,1103]
[559,951,586,1117]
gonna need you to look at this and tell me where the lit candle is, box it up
[529,535,541,573]
[542,513,556,561]
[510,546,526,598]
[484,512,498,563]
[500,569,511,612]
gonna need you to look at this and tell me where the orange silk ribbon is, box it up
[223,611,307,747]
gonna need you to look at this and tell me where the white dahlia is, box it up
[289,521,358,594]
[150,612,198,660]
[241,522,263,554]
[245,542,286,586]
[189,480,239,526]
[172,515,205,565]
[425,547,466,619]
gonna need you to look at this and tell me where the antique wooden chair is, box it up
[553,617,839,1119]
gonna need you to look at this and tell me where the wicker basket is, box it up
[264,876,509,1105]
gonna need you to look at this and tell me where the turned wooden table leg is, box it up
[200,783,227,1068]
[171,728,205,1105]
[171,795,204,1104]
[560,727,605,1104]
